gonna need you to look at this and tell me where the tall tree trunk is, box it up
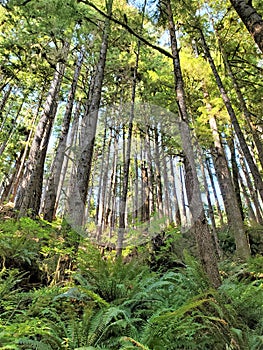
[97,127,113,240]
[0,95,25,157]
[239,173,258,223]
[108,134,119,237]
[141,159,150,223]
[95,119,108,226]
[0,85,12,129]
[197,146,221,259]
[178,162,187,227]
[0,151,24,203]
[154,127,164,217]
[145,127,155,218]
[9,85,46,202]
[43,49,84,222]
[205,157,225,227]
[228,134,245,220]
[53,100,83,218]
[15,60,66,217]
[199,29,263,204]
[218,41,263,170]
[105,129,119,228]
[133,139,139,223]
[66,0,113,228]
[166,0,221,288]
[238,147,263,225]
[116,0,146,256]
[230,0,263,53]
[117,89,136,255]
[206,91,250,259]
[160,138,172,223]
[169,156,181,225]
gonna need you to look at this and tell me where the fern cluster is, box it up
[0,218,262,349]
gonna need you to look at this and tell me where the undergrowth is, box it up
[0,218,262,349]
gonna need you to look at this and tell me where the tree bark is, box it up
[116,0,146,256]
[0,85,12,131]
[239,172,258,223]
[0,95,25,158]
[178,162,187,227]
[105,128,119,228]
[166,0,221,288]
[205,157,225,227]
[218,38,263,170]
[145,126,155,217]
[95,118,108,226]
[133,139,139,223]
[206,90,250,259]
[117,101,135,255]
[97,126,113,241]
[153,127,164,217]
[15,60,66,217]
[43,49,84,222]
[53,99,83,218]
[169,156,181,226]
[161,137,172,223]
[196,145,221,259]
[199,29,263,204]
[9,85,46,202]
[238,147,263,225]
[230,0,263,53]
[228,134,245,220]
[66,0,113,228]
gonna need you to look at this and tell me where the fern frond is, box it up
[18,338,52,350]
[153,297,212,321]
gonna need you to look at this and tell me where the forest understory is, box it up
[0,213,262,350]
[0,0,263,348]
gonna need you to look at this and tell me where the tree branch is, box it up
[78,0,174,59]
[21,0,33,5]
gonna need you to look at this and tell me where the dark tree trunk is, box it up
[95,119,108,226]
[117,111,135,255]
[166,0,221,288]
[133,140,139,223]
[179,162,187,226]
[141,159,150,223]
[206,90,250,259]
[43,49,84,222]
[154,127,164,217]
[0,96,25,157]
[0,85,12,122]
[205,157,225,227]
[218,41,263,170]
[160,137,172,223]
[53,99,83,218]
[199,29,263,204]
[9,85,46,203]
[228,135,245,221]
[197,146,222,259]
[66,1,113,228]
[15,60,66,217]
[169,156,181,226]
[145,127,155,217]
[238,148,263,225]
[239,173,258,223]
[105,129,119,228]
[97,127,113,241]
[0,151,24,203]
[230,0,263,53]
[116,0,147,255]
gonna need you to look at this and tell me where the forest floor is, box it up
[0,216,262,350]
